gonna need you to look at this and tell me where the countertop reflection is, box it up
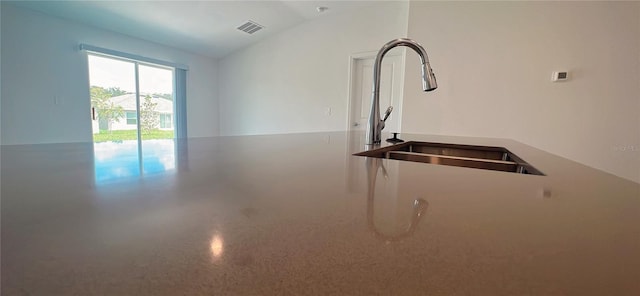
[2,131,639,295]
[365,157,429,243]
[93,139,178,183]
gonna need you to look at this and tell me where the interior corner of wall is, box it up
[401,0,411,37]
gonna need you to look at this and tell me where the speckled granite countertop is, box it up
[2,132,639,295]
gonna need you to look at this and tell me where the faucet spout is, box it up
[366,38,437,145]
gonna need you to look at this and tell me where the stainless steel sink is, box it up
[355,141,544,175]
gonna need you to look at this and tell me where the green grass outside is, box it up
[93,129,175,143]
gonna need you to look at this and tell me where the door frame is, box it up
[346,49,407,132]
[86,52,177,176]
[86,52,177,140]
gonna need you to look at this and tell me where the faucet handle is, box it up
[382,106,393,122]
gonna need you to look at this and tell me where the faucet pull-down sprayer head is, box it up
[366,38,437,145]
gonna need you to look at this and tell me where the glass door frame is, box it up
[86,50,177,181]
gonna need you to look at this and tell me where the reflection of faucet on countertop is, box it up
[366,38,438,145]
[365,157,428,243]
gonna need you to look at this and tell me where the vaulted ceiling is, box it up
[9,0,377,58]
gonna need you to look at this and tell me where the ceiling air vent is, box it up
[237,20,264,34]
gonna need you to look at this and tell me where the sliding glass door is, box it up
[89,55,138,141]
[138,64,176,174]
[88,53,176,182]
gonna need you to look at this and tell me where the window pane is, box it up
[138,64,174,138]
[126,111,137,125]
[88,54,137,139]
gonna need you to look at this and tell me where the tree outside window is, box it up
[90,86,125,132]
[140,95,160,134]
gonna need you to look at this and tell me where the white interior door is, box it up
[350,54,403,133]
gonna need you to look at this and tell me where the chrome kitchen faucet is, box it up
[365,38,437,145]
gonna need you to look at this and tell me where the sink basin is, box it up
[355,141,544,175]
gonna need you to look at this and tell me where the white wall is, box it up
[218,1,409,136]
[1,4,219,145]
[402,1,640,183]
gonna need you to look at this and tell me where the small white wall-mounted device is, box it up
[551,71,569,82]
